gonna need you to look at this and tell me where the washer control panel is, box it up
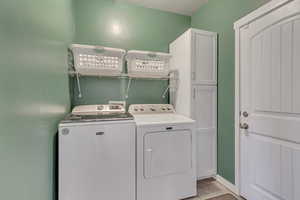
[72,104,126,116]
[129,104,175,114]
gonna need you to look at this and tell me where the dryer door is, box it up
[144,130,192,178]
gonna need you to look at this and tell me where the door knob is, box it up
[240,123,249,130]
[242,111,249,117]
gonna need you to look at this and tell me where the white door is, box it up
[239,1,300,199]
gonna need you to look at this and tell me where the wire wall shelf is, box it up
[69,69,179,100]
[68,44,178,99]
[68,70,171,80]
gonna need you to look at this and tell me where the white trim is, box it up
[216,175,239,195]
[189,28,218,37]
[197,173,216,181]
[197,164,217,180]
[234,25,241,195]
[234,0,293,29]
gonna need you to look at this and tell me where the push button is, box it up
[97,105,104,110]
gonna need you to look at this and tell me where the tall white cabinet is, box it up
[170,28,217,179]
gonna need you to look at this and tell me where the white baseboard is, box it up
[216,175,239,195]
[197,174,215,181]
[197,170,216,180]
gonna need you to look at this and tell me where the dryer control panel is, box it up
[129,104,175,114]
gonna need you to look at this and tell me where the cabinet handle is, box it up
[192,72,196,80]
[193,88,196,99]
[96,132,104,135]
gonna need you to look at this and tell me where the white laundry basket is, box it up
[126,50,171,78]
[70,44,126,76]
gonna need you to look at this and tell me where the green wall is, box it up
[0,1,272,200]
[71,0,191,107]
[0,0,74,199]
[191,0,269,184]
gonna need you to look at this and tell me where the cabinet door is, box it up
[192,85,217,179]
[192,30,217,85]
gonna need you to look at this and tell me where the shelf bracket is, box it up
[125,78,132,99]
[75,72,82,98]
[162,85,170,99]
[162,70,179,99]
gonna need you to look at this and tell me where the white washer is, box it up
[59,105,135,200]
[129,104,197,200]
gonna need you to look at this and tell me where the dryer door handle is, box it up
[96,131,104,135]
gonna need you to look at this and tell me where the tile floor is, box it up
[186,178,244,200]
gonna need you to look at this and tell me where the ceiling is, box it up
[116,0,208,16]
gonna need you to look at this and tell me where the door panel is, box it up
[246,135,300,200]
[144,130,192,178]
[281,147,293,200]
[281,22,293,113]
[192,86,217,132]
[293,150,300,198]
[192,32,217,84]
[196,130,216,178]
[250,136,281,197]
[251,18,300,115]
[270,26,281,111]
[250,115,300,143]
[239,1,300,199]
[192,85,217,178]
[293,19,300,113]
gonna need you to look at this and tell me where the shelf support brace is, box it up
[125,77,132,99]
[75,72,82,98]
[162,86,169,99]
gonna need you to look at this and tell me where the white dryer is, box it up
[129,104,197,200]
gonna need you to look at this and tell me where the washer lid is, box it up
[132,113,194,126]
[60,113,134,124]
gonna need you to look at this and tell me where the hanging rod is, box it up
[68,70,171,80]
